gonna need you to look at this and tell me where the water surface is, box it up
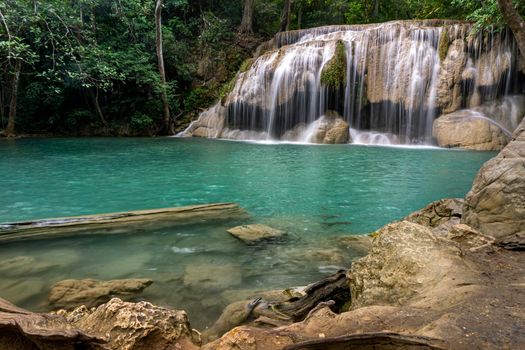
[0,138,494,328]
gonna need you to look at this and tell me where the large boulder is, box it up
[65,298,200,350]
[432,110,510,150]
[49,278,153,309]
[349,221,464,308]
[462,118,525,238]
[309,111,350,144]
[433,95,525,151]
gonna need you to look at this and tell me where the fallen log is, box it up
[0,203,247,242]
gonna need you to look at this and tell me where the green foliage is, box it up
[131,113,154,131]
[239,58,255,73]
[1,0,523,135]
[321,41,347,88]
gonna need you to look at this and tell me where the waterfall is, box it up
[181,20,523,145]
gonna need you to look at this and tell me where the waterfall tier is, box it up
[181,20,524,146]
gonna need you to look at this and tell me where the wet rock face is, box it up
[49,278,153,309]
[179,102,226,138]
[462,118,525,238]
[184,21,521,144]
[66,298,200,350]
[433,110,510,150]
[433,95,525,151]
[310,112,350,144]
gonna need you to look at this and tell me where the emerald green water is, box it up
[0,138,494,329]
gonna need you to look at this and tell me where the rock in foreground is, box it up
[462,117,525,238]
[0,297,105,350]
[49,278,153,309]
[204,219,525,349]
[65,298,200,350]
[227,224,285,244]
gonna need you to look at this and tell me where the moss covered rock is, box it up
[320,40,347,88]
[438,27,449,62]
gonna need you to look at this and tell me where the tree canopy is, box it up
[0,0,523,136]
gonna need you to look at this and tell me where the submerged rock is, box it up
[227,224,285,244]
[65,297,200,350]
[49,278,153,309]
[0,278,46,305]
[183,263,242,290]
[462,117,525,238]
[0,255,57,277]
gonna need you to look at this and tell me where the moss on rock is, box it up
[239,58,255,73]
[320,40,347,88]
[438,27,450,62]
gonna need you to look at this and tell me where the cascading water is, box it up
[181,20,524,146]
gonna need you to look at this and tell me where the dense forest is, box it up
[0,0,523,136]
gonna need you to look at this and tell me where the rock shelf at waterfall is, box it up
[181,20,524,149]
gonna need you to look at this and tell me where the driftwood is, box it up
[0,203,247,242]
[269,270,350,322]
[0,297,106,350]
[203,271,350,342]
[283,332,446,350]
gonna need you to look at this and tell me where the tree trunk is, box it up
[279,0,292,32]
[239,0,254,34]
[497,0,525,73]
[5,60,21,138]
[88,88,108,133]
[155,0,172,135]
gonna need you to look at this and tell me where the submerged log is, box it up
[0,203,247,242]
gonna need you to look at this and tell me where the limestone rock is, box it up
[67,298,199,350]
[433,95,525,151]
[0,297,105,350]
[350,221,462,308]
[433,110,510,150]
[227,224,285,244]
[462,117,525,238]
[310,112,350,144]
[49,278,153,309]
[404,198,463,234]
[179,102,226,138]
[446,224,494,249]
[437,39,468,113]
